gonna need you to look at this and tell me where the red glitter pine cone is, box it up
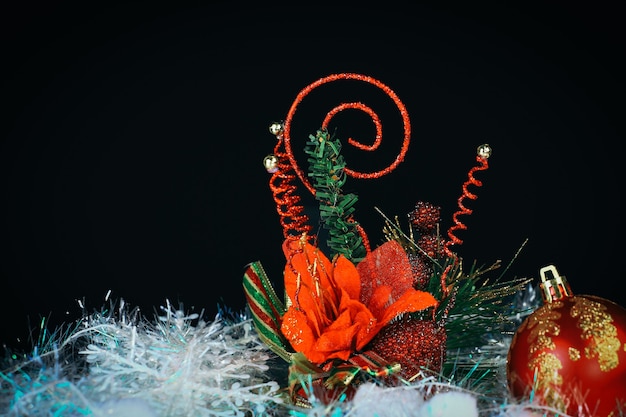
[408,201,441,232]
[367,315,447,380]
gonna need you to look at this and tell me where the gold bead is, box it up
[269,122,284,137]
[477,143,492,159]
[263,154,279,173]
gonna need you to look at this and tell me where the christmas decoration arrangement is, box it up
[1,73,625,416]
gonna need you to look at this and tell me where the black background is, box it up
[2,2,624,352]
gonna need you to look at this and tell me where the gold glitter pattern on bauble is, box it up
[507,267,626,417]
[525,302,562,355]
[520,302,565,403]
[531,352,565,410]
[568,347,580,361]
[570,296,621,372]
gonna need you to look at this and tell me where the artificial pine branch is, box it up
[304,129,366,262]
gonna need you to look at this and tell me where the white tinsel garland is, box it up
[1,300,281,417]
[0,296,573,417]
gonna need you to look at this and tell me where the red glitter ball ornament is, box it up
[507,265,626,417]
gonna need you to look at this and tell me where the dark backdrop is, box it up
[2,2,624,352]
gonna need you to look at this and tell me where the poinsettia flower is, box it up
[280,236,438,365]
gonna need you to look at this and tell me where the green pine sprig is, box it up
[304,129,366,263]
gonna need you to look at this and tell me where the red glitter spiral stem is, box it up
[279,73,411,251]
[355,223,371,254]
[322,102,382,152]
[440,264,452,298]
[444,154,490,257]
[268,137,313,241]
[282,73,412,193]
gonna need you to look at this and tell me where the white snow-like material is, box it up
[0,298,585,417]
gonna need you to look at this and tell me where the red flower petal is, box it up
[378,289,438,325]
[357,240,415,307]
[279,237,438,365]
[367,285,394,319]
[337,291,378,349]
[332,254,361,300]
[281,308,317,355]
[282,238,340,333]
[313,309,360,361]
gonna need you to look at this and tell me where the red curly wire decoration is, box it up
[440,264,453,298]
[271,73,410,249]
[354,223,371,255]
[322,102,382,152]
[283,73,411,194]
[268,128,313,241]
[444,146,491,257]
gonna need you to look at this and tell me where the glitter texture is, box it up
[507,294,626,417]
[281,73,411,193]
[444,153,490,257]
[367,316,447,380]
